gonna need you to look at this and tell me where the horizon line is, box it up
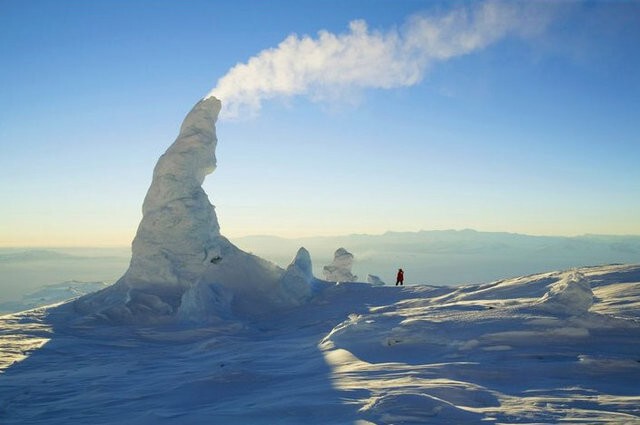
[2,228,640,249]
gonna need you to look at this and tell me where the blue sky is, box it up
[1,0,639,246]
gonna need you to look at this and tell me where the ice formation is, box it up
[367,274,386,286]
[279,247,316,303]
[323,248,357,282]
[75,97,315,323]
[126,97,224,292]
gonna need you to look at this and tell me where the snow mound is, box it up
[323,247,357,282]
[360,392,483,424]
[537,270,594,315]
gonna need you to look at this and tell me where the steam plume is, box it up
[208,1,551,118]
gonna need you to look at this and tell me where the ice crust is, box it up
[75,97,314,323]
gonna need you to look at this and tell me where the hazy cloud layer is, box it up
[208,1,553,118]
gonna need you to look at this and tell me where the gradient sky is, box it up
[1,0,639,247]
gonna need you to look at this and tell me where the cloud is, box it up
[208,1,553,119]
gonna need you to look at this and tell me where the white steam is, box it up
[208,1,552,119]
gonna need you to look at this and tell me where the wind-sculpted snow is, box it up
[537,270,594,316]
[319,265,640,423]
[1,264,639,424]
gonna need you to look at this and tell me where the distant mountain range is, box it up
[0,248,129,262]
[1,231,638,300]
[0,248,129,303]
[233,230,640,286]
[0,280,109,314]
[0,250,79,262]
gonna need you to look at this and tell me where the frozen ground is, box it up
[1,263,639,424]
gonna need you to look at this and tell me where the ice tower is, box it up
[76,97,315,323]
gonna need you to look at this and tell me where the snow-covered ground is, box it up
[1,263,639,424]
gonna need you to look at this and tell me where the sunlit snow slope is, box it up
[1,264,639,424]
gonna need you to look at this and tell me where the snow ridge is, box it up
[537,270,594,316]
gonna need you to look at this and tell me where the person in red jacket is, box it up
[396,268,404,286]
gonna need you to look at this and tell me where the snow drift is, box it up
[3,264,639,424]
[537,270,594,316]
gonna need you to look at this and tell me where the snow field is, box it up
[1,264,639,424]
